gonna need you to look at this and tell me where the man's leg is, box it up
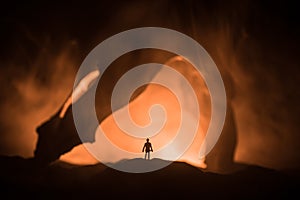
[148,152,150,160]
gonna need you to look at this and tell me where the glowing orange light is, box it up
[61,56,211,168]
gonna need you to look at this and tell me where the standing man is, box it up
[142,138,153,160]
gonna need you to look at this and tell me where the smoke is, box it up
[133,0,300,169]
[0,37,79,157]
[190,3,300,169]
[0,0,299,170]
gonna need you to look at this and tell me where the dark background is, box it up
[0,0,299,170]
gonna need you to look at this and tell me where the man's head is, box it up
[146,138,149,142]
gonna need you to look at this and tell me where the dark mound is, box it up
[0,155,298,199]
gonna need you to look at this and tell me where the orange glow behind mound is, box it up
[101,84,181,153]
[61,56,211,167]
[60,144,98,165]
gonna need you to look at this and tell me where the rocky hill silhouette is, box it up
[0,155,298,199]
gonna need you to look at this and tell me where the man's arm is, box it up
[142,144,145,152]
[150,143,153,152]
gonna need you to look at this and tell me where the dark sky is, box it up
[0,0,299,170]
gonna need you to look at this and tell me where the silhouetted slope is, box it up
[0,156,298,199]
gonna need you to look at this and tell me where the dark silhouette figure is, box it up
[142,138,153,160]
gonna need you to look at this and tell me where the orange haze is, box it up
[61,56,211,167]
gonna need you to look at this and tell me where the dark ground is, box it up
[0,156,298,199]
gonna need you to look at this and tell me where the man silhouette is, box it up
[142,138,153,160]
